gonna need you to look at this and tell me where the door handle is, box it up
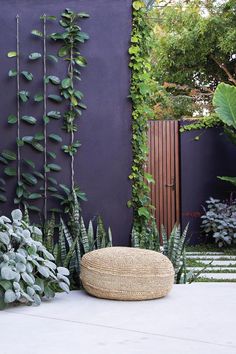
[165,178,176,190]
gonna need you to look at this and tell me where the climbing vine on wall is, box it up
[0,9,89,222]
[129,1,154,232]
[50,8,89,206]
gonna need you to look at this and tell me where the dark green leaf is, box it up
[4,167,16,176]
[46,75,61,85]
[33,171,44,179]
[7,114,17,124]
[43,116,50,124]
[48,177,58,185]
[22,173,38,185]
[8,69,17,77]
[31,29,43,37]
[75,56,87,67]
[16,186,24,198]
[77,12,90,18]
[21,71,33,81]
[74,90,83,99]
[48,186,57,192]
[40,15,57,21]
[19,91,29,102]
[31,141,44,152]
[24,159,35,169]
[49,134,62,143]
[58,46,69,57]
[61,78,71,89]
[51,193,64,200]
[22,135,34,143]
[2,150,16,161]
[48,94,62,103]
[0,194,7,202]
[34,93,44,102]
[28,205,41,212]
[0,178,6,185]
[28,193,42,200]
[47,54,58,63]
[0,156,8,165]
[59,184,70,195]
[47,151,56,159]
[47,111,61,119]
[29,52,42,60]
[21,115,37,125]
[47,163,61,172]
[34,132,44,141]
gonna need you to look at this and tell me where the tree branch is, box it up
[210,54,236,86]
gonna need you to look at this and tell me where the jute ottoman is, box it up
[80,247,174,300]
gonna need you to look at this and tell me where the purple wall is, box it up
[0,0,133,245]
[180,126,236,244]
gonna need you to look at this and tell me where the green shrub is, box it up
[0,209,70,310]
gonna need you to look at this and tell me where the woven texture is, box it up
[80,247,174,301]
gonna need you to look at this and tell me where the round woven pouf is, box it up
[80,247,174,301]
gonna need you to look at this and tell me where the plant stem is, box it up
[43,14,47,220]
[16,15,21,190]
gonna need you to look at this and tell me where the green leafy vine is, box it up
[50,8,89,191]
[129,1,154,232]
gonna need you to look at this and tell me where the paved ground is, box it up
[186,251,236,281]
[1,284,236,354]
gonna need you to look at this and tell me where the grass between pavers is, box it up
[194,278,236,283]
[186,258,236,267]
[186,244,236,255]
[187,268,236,273]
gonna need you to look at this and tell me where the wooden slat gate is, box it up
[146,120,180,235]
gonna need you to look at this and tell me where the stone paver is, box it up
[1,285,236,354]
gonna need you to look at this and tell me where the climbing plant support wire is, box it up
[16,14,21,190]
[43,14,48,220]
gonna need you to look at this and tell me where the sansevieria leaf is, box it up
[213,83,236,129]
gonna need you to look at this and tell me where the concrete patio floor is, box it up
[1,283,235,354]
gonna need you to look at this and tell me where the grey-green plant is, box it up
[201,197,236,247]
[131,222,189,283]
[0,209,70,310]
[54,190,112,288]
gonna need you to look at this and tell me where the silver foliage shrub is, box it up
[201,197,236,247]
[0,209,70,309]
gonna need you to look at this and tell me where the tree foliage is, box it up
[148,0,236,119]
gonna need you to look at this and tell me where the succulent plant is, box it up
[0,209,70,310]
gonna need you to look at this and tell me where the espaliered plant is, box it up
[129,1,155,235]
[2,15,64,216]
[49,8,89,191]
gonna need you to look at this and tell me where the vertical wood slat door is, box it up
[147,120,180,235]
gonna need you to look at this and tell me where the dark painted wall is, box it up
[0,0,133,245]
[180,126,236,244]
